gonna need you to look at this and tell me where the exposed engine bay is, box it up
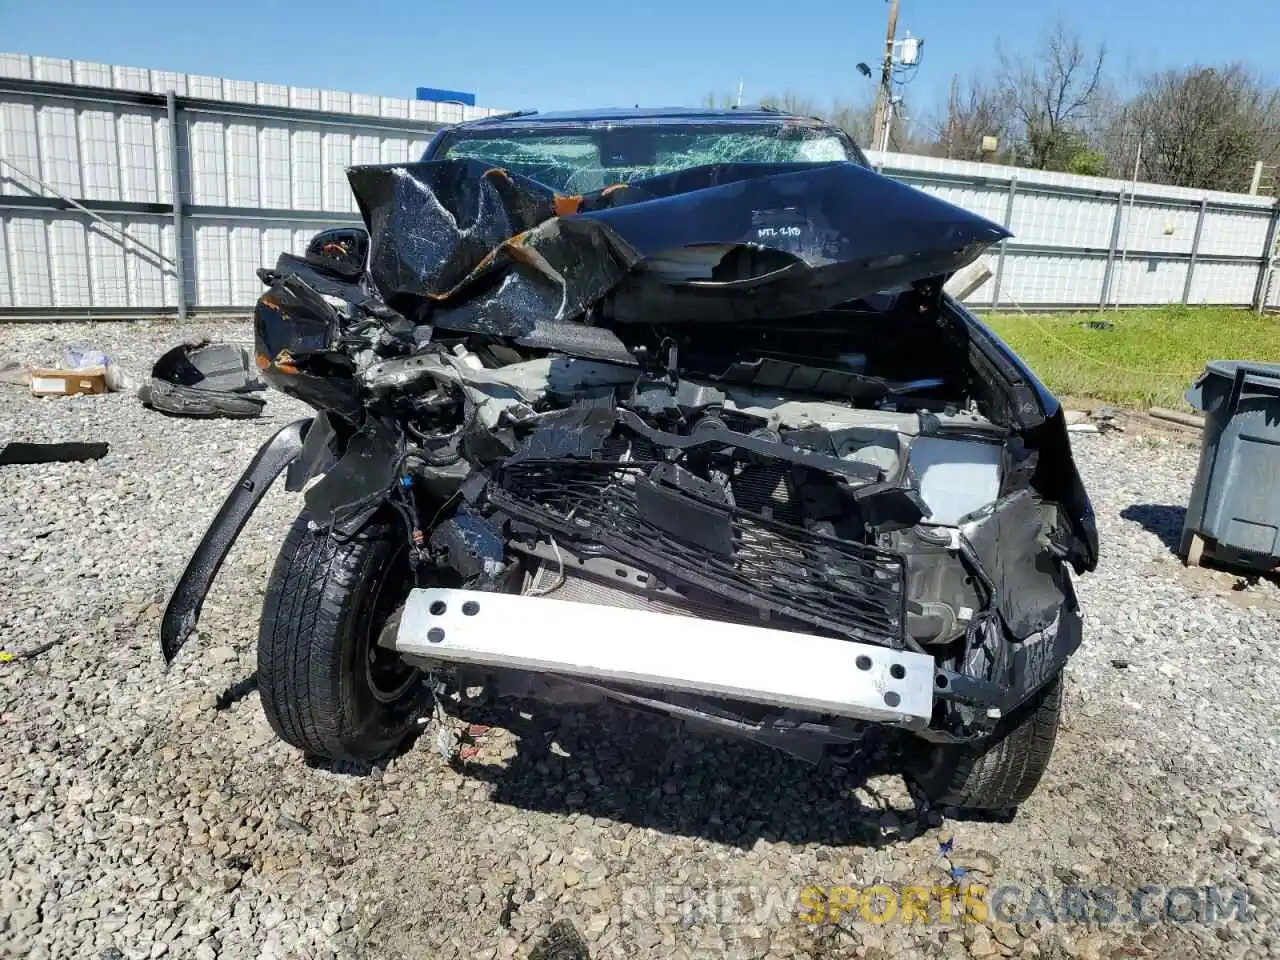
[162,150,1098,762]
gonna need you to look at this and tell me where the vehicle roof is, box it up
[458,106,833,128]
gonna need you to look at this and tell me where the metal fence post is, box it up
[1254,201,1280,314]
[991,177,1018,308]
[166,90,187,322]
[1099,188,1126,308]
[1182,197,1208,304]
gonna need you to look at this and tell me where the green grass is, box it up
[983,306,1280,409]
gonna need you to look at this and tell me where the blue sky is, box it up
[2,0,1278,126]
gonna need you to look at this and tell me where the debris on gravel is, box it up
[2,321,1277,960]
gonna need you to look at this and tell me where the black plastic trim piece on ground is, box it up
[160,418,311,663]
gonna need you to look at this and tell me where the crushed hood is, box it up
[347,159,1010,336]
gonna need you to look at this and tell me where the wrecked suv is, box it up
[163,108,1097,811]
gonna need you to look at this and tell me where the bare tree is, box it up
[925,74,1014,160]
[702,90,738,109]
[997,22,1107,169]
[756,91,886,151]
[758,91,821,117]
[1120,65,1280,191]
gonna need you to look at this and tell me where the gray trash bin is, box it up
[1179,360,1280,571]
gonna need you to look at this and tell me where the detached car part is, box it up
[164,108,1097,811]
[0,441,108,466]
[138,340,266,419]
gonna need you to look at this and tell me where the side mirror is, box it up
[304,227,369,280]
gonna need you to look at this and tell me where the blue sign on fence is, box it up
[415,87,476,106]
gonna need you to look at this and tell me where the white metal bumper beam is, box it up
[389,588,935,724]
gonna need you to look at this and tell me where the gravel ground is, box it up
[2,320,1278,960]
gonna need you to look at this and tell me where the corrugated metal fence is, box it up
[880,153,1280,311]
[1,53,1278,320]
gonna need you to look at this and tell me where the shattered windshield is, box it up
[436,123,860,193]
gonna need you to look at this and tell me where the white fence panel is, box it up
[1,54,1276,316]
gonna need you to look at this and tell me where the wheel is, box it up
[257,510,423,762]
[908,673,1064,810]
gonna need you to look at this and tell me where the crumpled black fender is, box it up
[160,418,311,663]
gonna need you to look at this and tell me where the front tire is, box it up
[257,511,423,763]
[909,673,1064,810]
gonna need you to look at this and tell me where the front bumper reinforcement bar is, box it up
[388,588,936,725]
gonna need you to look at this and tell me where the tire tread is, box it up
[257,513,416,762]
[914,674,1063,810]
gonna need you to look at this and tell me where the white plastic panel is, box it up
[1013,192,1117,249]
[289,87,321,111]
[320,89,352,113]
[150,70,187,96]
[224,79,256,104]
[321,132,353,212]
[112,65,151,92]
[71,61,112,87]
[1109,257,1188,305]
[78,109,120,200]
[256,83,289,107]
[226,123,260,206]
[1199,207,1274,258]
[189,119,227,205]
[194,223,230,304]
[125,221,168,306]
[1000,251,1109,306]
[0,53,33,80]
[1188,262,1265,305]
[38,105,82,195]
[909,437,1003,526]
[1120,202,1199,255]
[380,97,410,119]
[352,134,380,167]
[0,100,41,196]
[87,221,129,307]
[437,103,465,125]
[7,217,51,306]
[187,74,222,99]
[117,112,158,202]
[379,137,408,164]
[0,220,11,306]
[261,227,292,270]
[33,57,73,83]
[910,179,1007,226]
[229,226,260,303]
[49,218,90,306]
[259,126,291,208]
[291,129,322,210]
[154,115,173,204]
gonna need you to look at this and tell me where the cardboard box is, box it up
[29,367,108,397]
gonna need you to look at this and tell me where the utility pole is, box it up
[871,0,901,151]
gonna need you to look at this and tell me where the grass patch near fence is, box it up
[983,306,1280,409]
